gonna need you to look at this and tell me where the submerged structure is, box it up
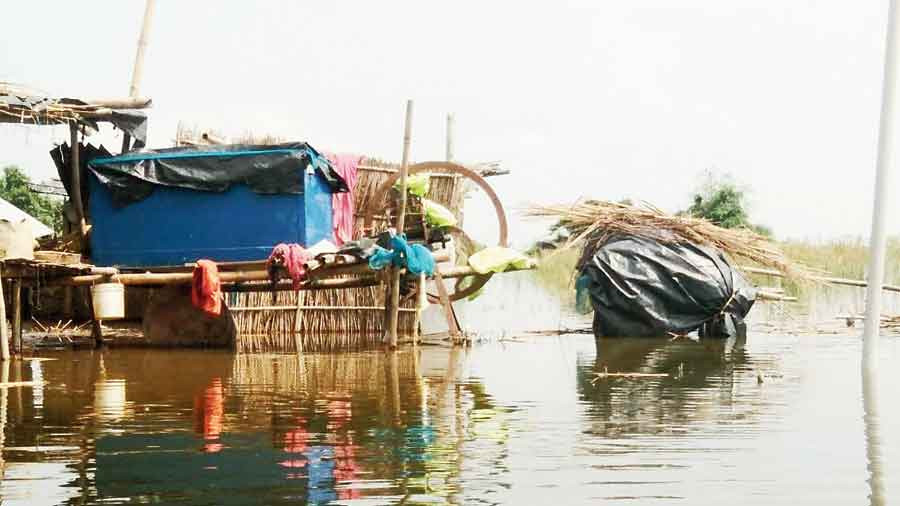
[527,200,804,339]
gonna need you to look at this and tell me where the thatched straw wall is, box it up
[231,157,464,352]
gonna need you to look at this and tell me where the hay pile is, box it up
[526,200,807,278]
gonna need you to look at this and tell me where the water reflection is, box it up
[579,336,752,435]
[0,337,895,505]
[863,355,885,506]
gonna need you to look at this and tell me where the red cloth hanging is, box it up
[191,259,222,317]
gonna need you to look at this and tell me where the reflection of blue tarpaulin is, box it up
[305,446,337,504]
[367,425,436,463]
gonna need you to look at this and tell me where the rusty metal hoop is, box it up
[362,161,508,302]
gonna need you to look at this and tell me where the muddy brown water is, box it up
[1,332,898,505]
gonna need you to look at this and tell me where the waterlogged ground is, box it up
[1,332,898,505]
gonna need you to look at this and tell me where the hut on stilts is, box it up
[1,85,527,354]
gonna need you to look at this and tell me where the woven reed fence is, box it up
[231,158,464,352]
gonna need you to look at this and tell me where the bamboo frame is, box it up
[386,100,414,348]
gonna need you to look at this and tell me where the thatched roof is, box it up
[0,82,150,127]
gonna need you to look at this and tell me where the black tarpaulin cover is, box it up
[581,234,756,338]
[87,142,348,207]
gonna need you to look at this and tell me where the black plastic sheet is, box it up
[50,142,113,213]
[581,234,756,338]
[87,142,348,207]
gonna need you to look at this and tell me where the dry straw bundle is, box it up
[526,199,807,278]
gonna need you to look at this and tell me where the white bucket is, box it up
[91,283,125,320]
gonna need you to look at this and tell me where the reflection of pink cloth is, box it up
[267,243,311,289]
[325,153,361,246]
[280,417,310,470]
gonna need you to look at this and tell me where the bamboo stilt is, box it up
[0,359,7,479]
[11,280,21,354]
[0,268,8,362]
[63,285,73,317]
[434,270,461,343]
[69,123,88,237]
[386,99,414,348]
[413,273,426,344]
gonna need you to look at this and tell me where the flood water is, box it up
[1,333,898,505]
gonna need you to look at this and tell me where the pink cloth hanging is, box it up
[267,243,312,289]
[325,153,361,246]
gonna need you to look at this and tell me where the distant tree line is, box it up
[683,170,772,237]
[0,165,64,234]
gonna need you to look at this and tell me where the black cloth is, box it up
[50,142,114,213]
[337,238,379,260]
[87,142,348,207]
[581,234,756,338]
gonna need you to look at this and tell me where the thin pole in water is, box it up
[385,100,414,348]
[863,0,899,367]
[861,1,897,505]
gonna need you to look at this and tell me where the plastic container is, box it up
[91,283,125,320]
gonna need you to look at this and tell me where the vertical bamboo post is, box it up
[129,0,156,98]
[11,280,21,355]
[445,113,455,162]
[385,100,414,348]
[434,270,462,343]
[413,273,426,344]
[122,0,156,153]
[293,295,303,353]
[0,267,8,362]
[63,286,73,318]
[69,123,88,237]
[0,358,8,478]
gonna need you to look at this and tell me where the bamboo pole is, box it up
[69,122,88,237]
[434,270,461,342]
[122,0,156,153]
[11,280,21,355]
[740,265,900,293]
[85,97,152,109]
[0,268,8,361]
[50,257,523,289]
[413,273,426,344]
[63,285,73,317]
[386,99,414,348]
[0,359,7,478]
[130,0,156,98]
[446,113,455,162]
[230,305,415,312]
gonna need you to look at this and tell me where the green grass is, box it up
[531,249,579,303]
[777,237,900,297]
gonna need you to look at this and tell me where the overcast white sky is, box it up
[1,0,895,247]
